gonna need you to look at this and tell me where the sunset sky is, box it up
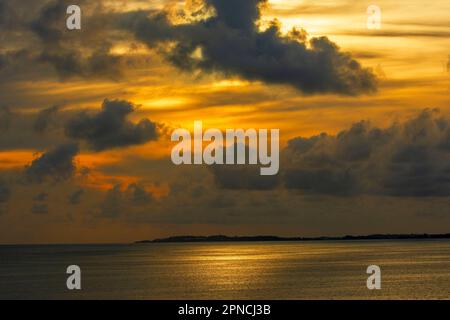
[1,0,450,244]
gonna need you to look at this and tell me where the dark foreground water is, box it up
[1,240,450,299]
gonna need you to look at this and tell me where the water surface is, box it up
[1,240,449,299]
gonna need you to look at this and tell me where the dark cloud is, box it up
[25,143,79,183]
[207,142,279,190]
[0,106,72,151]
[65,99,159,151]
[34,105,60,133]
[32,191,49,214]
[121,0,377,95]
[284,109,450,197]
[212,165,279,190]
[38,51,84,79]
[33,192,48,201]
[284,169,359,196]
[0,0,17,28]
[29,0,69,47]
[0,106,13,132]
[22,0,124,80]
[31,203,49,214]
[0,50,37,82]
[0,179,11,203]
[68,188,84,205]
[85,48,123,79]
[0,0,6,25]
[100,183,154,217]
[210,109,450,197]
[0,54,5,70]
[100,184,124,218]
[1,0,376,92]
[38,47,124,80]
[127,183,153,205]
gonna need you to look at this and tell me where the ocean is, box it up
[1,240,449,299]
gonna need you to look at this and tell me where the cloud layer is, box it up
[25,143,79,183]
[0,0,378,104]
[65,99,159,151]
[212,109,450,197]
[122,0,377,95]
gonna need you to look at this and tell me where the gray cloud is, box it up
[210,109,450,197]
[33,192,48,201]
[100,184,123,218]
[0,0,125,80]
[0,106,13,132]
[0,106,73,151]
[100,183,154,218]
[285,109,450,196]
[121,0,377,95]
[31,191,49,214]
[38,46,124,80]
[127,183,153,205]
[34,105,60,133]
[68,188,84,205]
[1,0,377,94]
[212,165,279,190]
[25,143,79,183]
[29,0,69,47]
[65,99,159,151]
[0,0,18,29]
[31,203,49,214]
[0,179,11,204]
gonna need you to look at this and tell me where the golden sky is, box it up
[1,0,450,243]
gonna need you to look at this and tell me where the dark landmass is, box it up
[135,233,450,244]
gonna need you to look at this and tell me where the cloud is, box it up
[127,183,153,205]
[209,109,450,197]
[0,179,11,204]
[65,99,159,151]
[31,203,49,214]
[285,109,450,196]
[0,106,72,151]
[0,0,124,80]
[68,188,84,205]
[284,169,359,196]
[1,0,376,93]
[24,143,79,183]
[100,183,154,218]
[100,184,124,218]
[212,165,279,190]
[0,55,5,71]
[29,0,69,47]
[38,46,124,80]
[121,0,377,95]
[33,192,49,201]
[32,192,49,214]
[0,0,17,29]
[34,105,60,133]
[0,106,13,132]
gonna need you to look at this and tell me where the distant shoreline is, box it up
[135,233,450,244]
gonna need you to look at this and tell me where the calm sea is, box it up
[1,240,449,299]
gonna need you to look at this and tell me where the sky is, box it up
[1,0,450,244]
